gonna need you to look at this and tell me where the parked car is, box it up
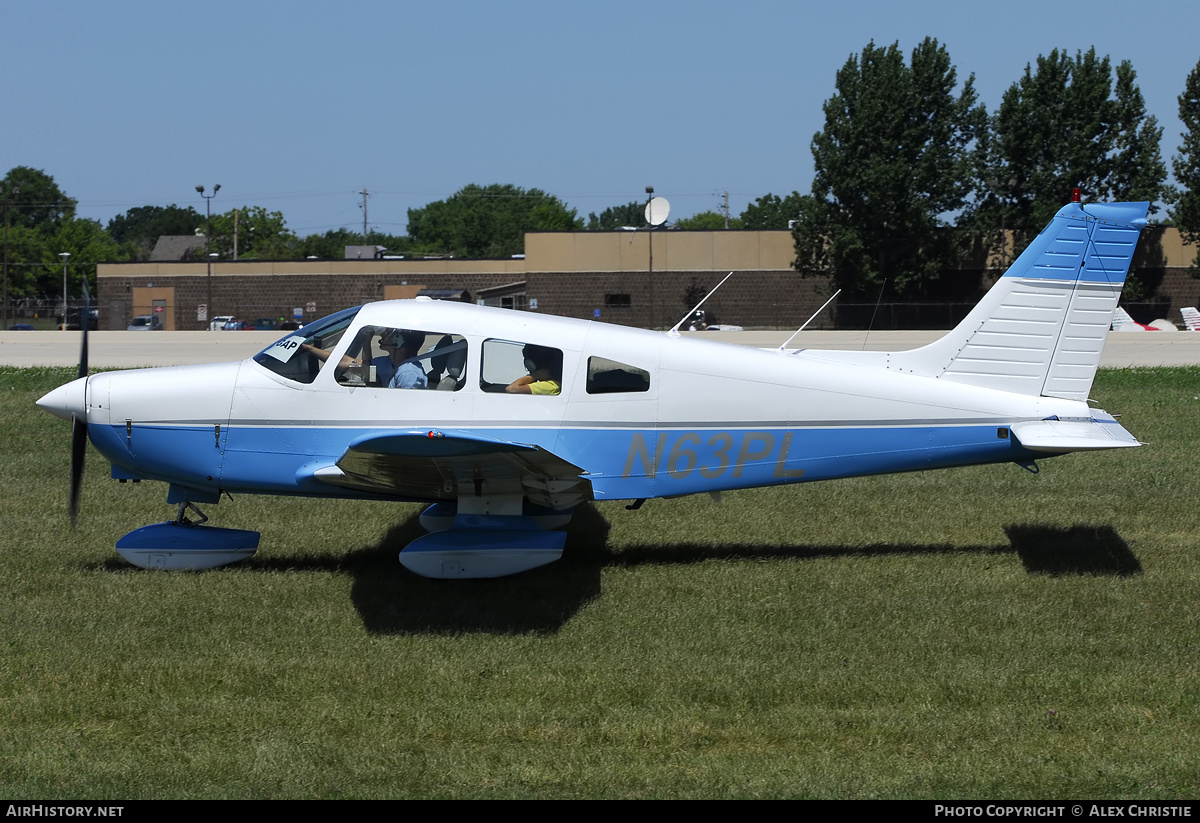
[208,315,235,332]
[58,309,99,331]
[222,319,249,331]
[8,323,35,331]
[127,315,163,331]
[251,318,278,331]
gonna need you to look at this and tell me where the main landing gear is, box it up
[399,501,572,579]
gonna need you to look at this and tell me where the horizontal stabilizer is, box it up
[1009,411,1141,453]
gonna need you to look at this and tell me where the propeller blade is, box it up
[70,277,90,525]
[70,416,87,526]
[78,320,88,379]
[78,278,90,379]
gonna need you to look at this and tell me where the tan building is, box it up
[96,226,1199,331]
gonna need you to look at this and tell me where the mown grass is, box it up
[1,366,1198,799]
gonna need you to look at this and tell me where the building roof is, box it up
[150,235,207,262]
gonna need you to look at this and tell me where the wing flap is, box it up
[312,430,592,509]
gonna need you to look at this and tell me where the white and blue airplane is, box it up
[37,199,1149,578]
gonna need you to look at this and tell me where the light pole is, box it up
[2,184,17,329]
[645,186,655,329]
[59,252,70,332]
[197,184,221,329]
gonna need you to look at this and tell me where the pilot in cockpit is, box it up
[303,327,398,386]
[365,328,397,385]
[382,330,428,389]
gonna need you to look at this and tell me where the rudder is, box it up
[890,200,1149,400]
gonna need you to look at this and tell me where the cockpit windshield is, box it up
[252,306,361,384]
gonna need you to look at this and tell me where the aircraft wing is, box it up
[309,430,593,510]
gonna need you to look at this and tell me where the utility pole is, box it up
[358,188,370,241]
[722,190,730,229]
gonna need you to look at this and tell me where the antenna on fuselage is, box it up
[667,271,733,337]
[778,288,841,353]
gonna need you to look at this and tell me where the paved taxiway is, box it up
[2,328,1200,368]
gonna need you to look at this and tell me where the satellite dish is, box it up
[645,196,670,227]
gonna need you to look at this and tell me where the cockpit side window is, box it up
[481,339,563,396]
[586,356,651,394]
[252,306,360,384]
[335,326,468,390]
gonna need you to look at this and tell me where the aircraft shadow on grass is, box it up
[310,509,1154,635]
[1003,523,1142,578]
[91,507,1140,635]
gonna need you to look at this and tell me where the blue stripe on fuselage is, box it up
[571,424,1035,498]
[94,421,1042,501]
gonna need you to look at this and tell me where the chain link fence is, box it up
[2,298,96,330]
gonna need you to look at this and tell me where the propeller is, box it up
[68,279,90,525]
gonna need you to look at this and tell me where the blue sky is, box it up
[3,0,1197,236]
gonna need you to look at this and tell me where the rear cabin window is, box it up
[586,356,650,394]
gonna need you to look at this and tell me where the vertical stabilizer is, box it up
[888,201,1148,400]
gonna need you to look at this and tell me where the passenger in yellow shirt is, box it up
[506,344,562,396]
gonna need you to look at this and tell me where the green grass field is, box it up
[2,366,1198,799]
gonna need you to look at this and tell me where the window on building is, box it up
[479,281,528,310]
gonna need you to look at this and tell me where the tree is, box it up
[107,204,203,260]
[740,192,805,229]
[976,49,1167,251]
[1171,57,1200,274]
[1,167,77,234]
[1,225,50,297]
[674,210,742,230]
[295,228,414,259]
[296,228,368,259]
[13,218,123,303]
[205,206,298,260]
[793,39,986,299]
[1,169,107,303]
[586,202,645,230]
[406,184,583,258]
[1111,61,1168,205]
